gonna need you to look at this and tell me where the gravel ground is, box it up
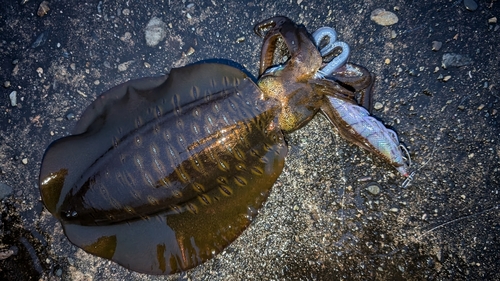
[1,0,499,280]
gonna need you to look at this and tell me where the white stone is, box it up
[9,91,17,106]
[144,17,167,47]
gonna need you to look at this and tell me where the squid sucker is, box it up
[39,16,410,275]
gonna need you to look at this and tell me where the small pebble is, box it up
[464,0,478,11]
[22,158,28,165]
[4,81,11,88]
[390,208,399,213]
[236,36,245,43]
[36,67,44,77]
[366,184,381,195]
[120,32,132,42]
[37,1,50,17]
[488,17,497,24]
[443,75,451,82]
[122,8,130,16]
[9,91,17,106]
[0,249,14,260]
[458,105,465,110]
[431,41,442,51]
[144,62,151,68]
[185,47,195,56]
[66,113,75,120]
[374,102,384,110]
[442,53,472,69]
[384,58,391,64]
[434,67,439,73]
[357,177,372,183]
[370,8,399,26]
[390,30,397,39]
[424,90,433,97]
[117,64,127,72]
[31,31,48,48]
[117,60,134,72]
[144,17,167,47]
[477,104,485,110]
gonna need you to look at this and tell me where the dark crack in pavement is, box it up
[0,0,499,280]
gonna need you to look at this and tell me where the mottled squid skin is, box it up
[39,64,287,274]
[254,16,324,133]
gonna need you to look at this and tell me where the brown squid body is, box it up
[40,64,287,274]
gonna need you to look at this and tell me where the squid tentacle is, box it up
[312,27,338,56]
[314,41,350,78]
[254,16,291,75]
[312,27,350,77]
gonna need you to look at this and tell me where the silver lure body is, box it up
[322,95,409,176]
